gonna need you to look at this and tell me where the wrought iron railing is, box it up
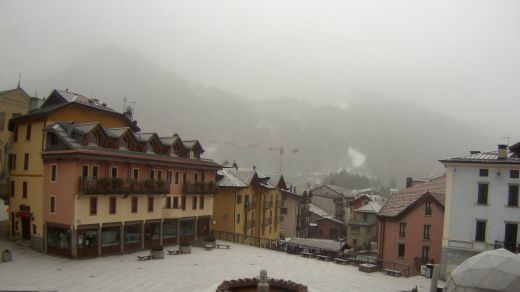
[183,181,217,195]
[79,177,169,195]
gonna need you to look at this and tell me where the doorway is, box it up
[21,217,31,240]
[504,223,518,252]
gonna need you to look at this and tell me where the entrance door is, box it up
[10,213,15,237]
[21,217,31,240]
[504,223,518,252]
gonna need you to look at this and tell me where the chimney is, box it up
[406,177,413,188]
[124,106,133,120]
[232,160,238,170]
[498,144,508,159]
[252,165,256,170]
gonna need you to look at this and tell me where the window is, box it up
[194,173,199,182]
[50,196,56,213]
[423,225,431,240]
[422,246,430,262]
[477,183,488,204]
[109,197,116,214]
[82,165,89,178]
[200,196,204,209]
[90,197,97,215]
[181,196,186,210]
[146,142,154,153]
[425,201,432,215]
[182,172,187,183]
[192,196,197,210]
[399,223,406,237]
[237,214,240,224]
[32,224,36,235]
[10,181,15,198]
[131,197,138,213]
[398,243,405,257]
[174,172,179,184]
[8,154,16,170]
[475,220,486,241]
[92,166,99,179]
[157,170,162,181]
[51,164,57,181]
[133,168,139,180]
[362,213,368,222]
[511,170,520,179]
[0,111,5,131]
[508,185,519,207]
[119,137,128,149]
[237,194,242,204]
[166,196,171,209]
[167,171,173,184]
[201,172,205,182]
[26,124,31,140]
[22,181,27,198]
[479,169,489,177]
[148,196,154,212]
[13,126,18,142]
[149,169,155,180]
[111,167,118,178]
[173,196,179,209]
[23,153,29,170]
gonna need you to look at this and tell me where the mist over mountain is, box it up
[32,48,495,187]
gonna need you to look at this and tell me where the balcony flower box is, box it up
[180,241,192,254]
[150,245,164,259]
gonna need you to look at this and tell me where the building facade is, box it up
[8,89,220,256]
[347,194,386,250]
[295,191,312,238]
[213,168,287,240]
[377,176,445,276]
[309,203,345,240]
[310,185,354,225]
[439,144,520,279]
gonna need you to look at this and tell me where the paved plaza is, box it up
[0,238,441,292]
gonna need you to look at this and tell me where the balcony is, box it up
[183,181,217,195]
[244,201,256,211]
[495,240,519,253]
[275,200,283,208]
[263,201,273,209]
[246,220,255,229]
[79,177,170,195]
[263,217,273,226]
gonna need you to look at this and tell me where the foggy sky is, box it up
[1,0,519,139]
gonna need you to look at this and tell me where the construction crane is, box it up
[208,140,300,173]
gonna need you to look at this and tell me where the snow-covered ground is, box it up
[0,238,441,292]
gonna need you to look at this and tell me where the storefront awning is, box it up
[16,211,31,218]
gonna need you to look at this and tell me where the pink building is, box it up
[377,176,445,276]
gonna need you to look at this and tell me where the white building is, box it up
[439,144,520,279]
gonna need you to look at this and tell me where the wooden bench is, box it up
[167,250,181,255]
[300,252,312,258]
[216,244,230,249]
[316,255,330,261]
[137,255,152,261]
[384,269,401,277]
[334,258,349,265]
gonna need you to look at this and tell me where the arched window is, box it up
[0,112,5,132]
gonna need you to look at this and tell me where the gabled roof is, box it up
[217,168,257,188]
[378,175,446,218]
[310,184,353,199]
[440,149,520,164]
[309,203,344,224]
[9,89,139,132]
[72,122,101,135]
[183,140,204,153]
[355,199,386,214]
[104,127,130,138]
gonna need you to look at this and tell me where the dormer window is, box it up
[120,137,128,149]
[170,146,177,156]
[189,150,195,158]
[146,141,154,153]
[88,133,98,145]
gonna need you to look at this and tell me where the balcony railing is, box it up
[263,201,273,209]
[495,240,519,253]
[263,217,273,226]
[79,177,169,195]
[275,200,283,208]
[183,181,217,195]
[246,220,255,229]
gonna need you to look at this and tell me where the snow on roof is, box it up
[217,168,256,187]
[309,204,343,224]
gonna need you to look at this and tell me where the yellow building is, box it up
[213,167,288,241]
[0,88,36,201]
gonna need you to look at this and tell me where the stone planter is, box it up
[150,250,164,259]
[2,249,12,262]
[180,245,192,254]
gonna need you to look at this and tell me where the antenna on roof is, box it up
[123,96,127,112]
[17,74,21,88]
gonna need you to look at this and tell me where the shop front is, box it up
[46,223,72,257]
[179,218,195,243]
[144,220,161,249]
[77,224,99,258]
[101,223,122,255]
[197,216,211,238]
[124,221,142,252]
[162,219,178,246]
